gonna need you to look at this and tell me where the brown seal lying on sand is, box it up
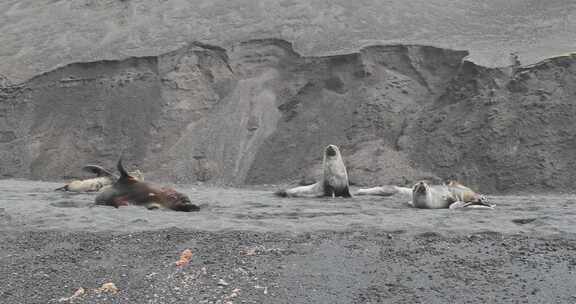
[275,144,351,198]
[95,159,199,212]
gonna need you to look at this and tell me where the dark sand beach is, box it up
[1,180,576,303]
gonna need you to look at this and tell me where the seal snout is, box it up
[173,201,201,212]
[163,188,200,212]
[325,145,337,157]
[413,181,427,194]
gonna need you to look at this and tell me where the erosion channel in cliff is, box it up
[1,39,575,193]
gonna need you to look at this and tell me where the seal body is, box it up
[61,177,113,192]
[56,165,144,193]
[275,144,351,198]
[356,185,412,197]
[411,180,493,209]
[55,165,116,192]
[95,160,199,212]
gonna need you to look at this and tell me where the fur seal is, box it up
[275,144,351,198]
[95,159,200,212]
[357,180,493,209]
[411,180,494,209]
[55,166,144,193]
[55,165,116,192]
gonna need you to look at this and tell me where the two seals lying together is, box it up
[56,160,199,212]
[357,180,493,209]
[275,144,494,209]
[95,160,200,212]
[55,165,143,192]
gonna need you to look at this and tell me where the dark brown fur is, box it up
[95,159,200,212]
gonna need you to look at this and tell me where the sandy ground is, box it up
[1,179,576,303]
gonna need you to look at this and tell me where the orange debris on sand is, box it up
[175,249,193,267]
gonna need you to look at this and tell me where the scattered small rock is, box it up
[255,285,268,295]
[58,287,85,302]
[96,282,119,295]
[512,218,538,225]
[224,288,241,300]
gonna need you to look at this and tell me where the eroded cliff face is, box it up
[407,57,576,192]
[1,39,575,193]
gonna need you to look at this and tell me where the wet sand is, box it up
[1,179,576,303]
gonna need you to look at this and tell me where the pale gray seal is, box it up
[55,165,144,192]
[357,180,493,209]
[275,144,351,198]
[55,165,115,192]
[411,180,494,209]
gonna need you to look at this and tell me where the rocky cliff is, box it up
[1,39,575,193]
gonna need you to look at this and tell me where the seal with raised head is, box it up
[411,180,494,209]
[95,159,200,212]
[275,144,351,198]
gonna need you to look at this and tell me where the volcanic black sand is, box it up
[1,180,576,303]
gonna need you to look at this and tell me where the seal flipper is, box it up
[113,158,140,187]
[54,185,69,191]
[449,201,471,209]
[335,186,352,198]
[324,181,351,198]
[274,189,288,197]
[145,202,163,210]
[117,158,129,179]
[275,183,323,198]
[82,165,114,178]
[323,184,335,197]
